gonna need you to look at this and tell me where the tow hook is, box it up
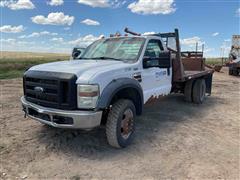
[22,107,27,118]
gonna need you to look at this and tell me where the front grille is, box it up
[23,71,77,110]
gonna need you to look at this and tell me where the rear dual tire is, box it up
[192,79,206,104]
[229,68,239,76]
[184,79,206,104]
[232,69,239,76]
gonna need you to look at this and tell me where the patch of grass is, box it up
[0,51,69,79]
[206,58,226,65]
[0,70,24,79]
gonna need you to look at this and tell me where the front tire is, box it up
[106,99,136,148]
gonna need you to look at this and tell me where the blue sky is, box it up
[0,0,239,57]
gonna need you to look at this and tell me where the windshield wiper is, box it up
[78,57,92,60]
[90,57,122,61]
[78,56,123,61]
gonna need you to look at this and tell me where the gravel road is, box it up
[0,67,239,179]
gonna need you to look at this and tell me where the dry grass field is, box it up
[206,58,226,65]
[0,51,68,59]
[0,51,69,79]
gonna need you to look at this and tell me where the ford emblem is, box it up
[34,86,44,93]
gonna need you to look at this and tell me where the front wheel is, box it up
[106,99,136,148]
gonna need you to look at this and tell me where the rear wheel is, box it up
[106,99,136,148]
[232,69,239,76]
[229,68,233,75]
[192,79,206,104]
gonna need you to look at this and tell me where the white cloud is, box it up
[17,41,35,45]
[31,12,75,26]
[205,47,214,53]
[77,0,126,8]
[0,1,9,7]
[0,38,17,44]
[77,0,110,8]
[204,47,217,57]
[181,36,203,46]
[0,25,24,33]
[220,40,231,56]
[181,36,205,52]
[236,8,240,17]
[19,31,58,38]
[0,38,34,46]
[220,42,231,52]
[143,32,156,35]
[81,19,100,26]
[0,0,35,10]
[111,0,127,8]
[212,32,219,37]
[1,34,104,53]
[128,0,176,15]
[50,37,64,43]
[68,34,103,47]
[47,0,64,6]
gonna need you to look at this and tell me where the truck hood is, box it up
[29,60,130,81]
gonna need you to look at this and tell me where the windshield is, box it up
[80,37,145,62]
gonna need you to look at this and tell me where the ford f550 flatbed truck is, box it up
[21,28,214,148]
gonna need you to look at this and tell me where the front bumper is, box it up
[21,96,102,129]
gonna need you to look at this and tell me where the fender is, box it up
[96,78,144,114]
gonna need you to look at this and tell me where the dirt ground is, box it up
[0,67,239,179]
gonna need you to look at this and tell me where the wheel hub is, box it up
[121,108,134,139]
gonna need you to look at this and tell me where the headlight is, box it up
[77,84,99,109]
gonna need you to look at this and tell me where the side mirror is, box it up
[158,51,171,68]
[143,57,159,68]
[143,52,171,69]
[72,49,82,59]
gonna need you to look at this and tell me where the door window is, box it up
[144,39,164,58]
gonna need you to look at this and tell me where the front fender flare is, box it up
[96,78,143,114]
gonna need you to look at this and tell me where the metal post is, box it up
[174,28,184,81]
[175,29,181,61]
[195,42,198,59]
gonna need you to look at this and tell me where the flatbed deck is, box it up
[183,69,214,81]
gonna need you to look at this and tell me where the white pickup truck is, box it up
[21,29,214,148]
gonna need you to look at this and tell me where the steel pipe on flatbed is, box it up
[124,28,141,36]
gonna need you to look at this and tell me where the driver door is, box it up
[141,39,172,103]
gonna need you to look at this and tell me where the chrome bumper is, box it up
[21,97,102,129]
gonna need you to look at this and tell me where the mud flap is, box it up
[205,74,213,96]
